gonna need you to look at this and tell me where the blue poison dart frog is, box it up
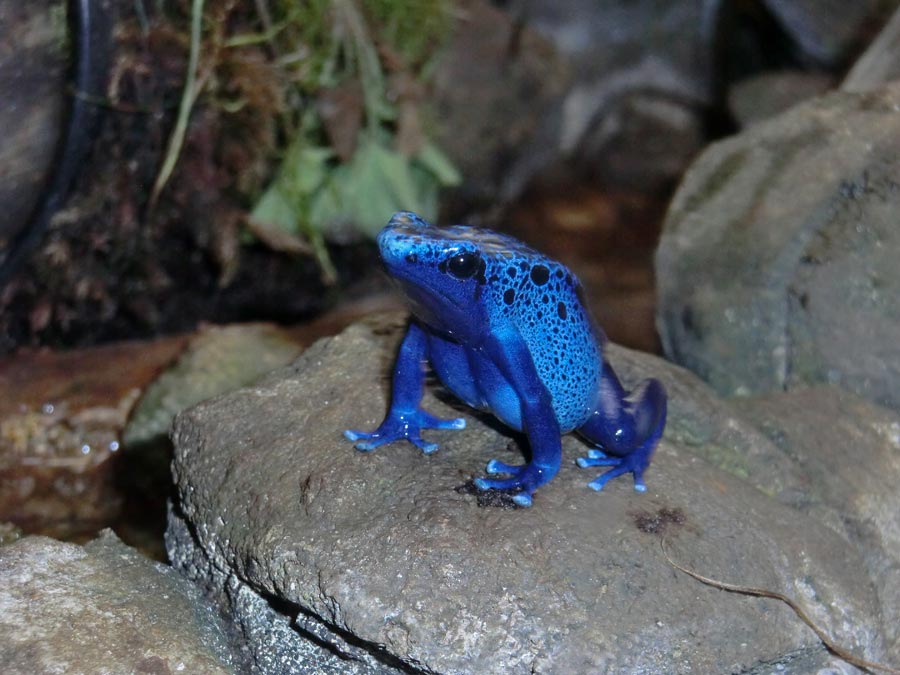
[345,212,667,507]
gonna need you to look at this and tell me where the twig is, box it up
[660,537,900,674]
[148,0,205,208]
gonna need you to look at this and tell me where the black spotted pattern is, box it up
[487,251,601,430]
[379,220,602,431]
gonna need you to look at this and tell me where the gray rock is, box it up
[0,1,67,252]
[728,71,833,127]
[761,0,877,65]
[437,0,885,204]
[123,323,303,448]
[506,0,714,192]
[165,507,393,675]
[434,0,716,205]
[656,81,900,411]
[432,0,571,208]
[168,323,893,674]
[731,386,900,662]
[0,531,236,675]
[843,6,900,93]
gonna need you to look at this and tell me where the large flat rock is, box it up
[169,322,893,674]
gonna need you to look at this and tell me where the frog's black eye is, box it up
[445,251,480,279]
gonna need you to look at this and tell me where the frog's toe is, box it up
[419,411,466,430]
[475,462,543,492]
[512,492,533,507]
[344,429,370,443]
[485,459,524,475]
[473,475,536,507]
[474,475,515,490]
[587,463,628,491]
[583,450,650,493]
[473,458,558,506]
[576,454,619,468]
[408,435,440,454]
[343,429,389,452]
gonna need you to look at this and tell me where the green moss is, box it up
[362,0,453,69]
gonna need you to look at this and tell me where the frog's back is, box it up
[475,232,602,431]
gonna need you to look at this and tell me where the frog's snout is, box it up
[377,227,416,269]
[378,212,432,267]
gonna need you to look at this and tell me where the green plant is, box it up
[247,0,460,281]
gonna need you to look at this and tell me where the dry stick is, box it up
[660,538,900,675]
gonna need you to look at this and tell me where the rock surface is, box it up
[432,0,571,207]
[760,0,877,65]
[0,1,67,253]
[728,71,833,127]
[168,322,897,674]
[843,5,900,93]
[656,81,900,412]
[732,387,900,659]
[504,0,713,192]
[123,323,304,448]
[0,531,236,675]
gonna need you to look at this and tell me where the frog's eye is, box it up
[445,251,480,279]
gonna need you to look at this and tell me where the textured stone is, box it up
[728,71,833,127]
[657,81,900,411]
[124,323,303,448]
[843,6,900,93]
[168,322,892,674]
[762,0,877,64]
[731,387,900,660]
[0,1,67,250]
[0,532,236,674]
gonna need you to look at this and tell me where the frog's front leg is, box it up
[472,328,562,507]
[576,362,667,492]
[344,321,465,454]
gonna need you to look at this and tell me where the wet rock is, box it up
[0,531,236,674]
[0,335,186,551]
[0,520,22,545]
[656,81,900,412]
[0,389,139,540]
[168,323,894,674]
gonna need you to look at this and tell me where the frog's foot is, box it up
[473,460,552,507]
[576,442,653,493]
[344,410,465,454]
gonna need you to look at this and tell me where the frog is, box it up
[344,211,667,507]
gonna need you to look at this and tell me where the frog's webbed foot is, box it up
[576,443,653,493]
[576,374,667,494]
[473,460,551,507]
[344,409,465,454]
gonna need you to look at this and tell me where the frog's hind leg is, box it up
[576,364,667,493]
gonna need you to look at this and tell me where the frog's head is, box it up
[378,211,499,339]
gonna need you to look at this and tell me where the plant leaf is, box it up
[415,141,461,186]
